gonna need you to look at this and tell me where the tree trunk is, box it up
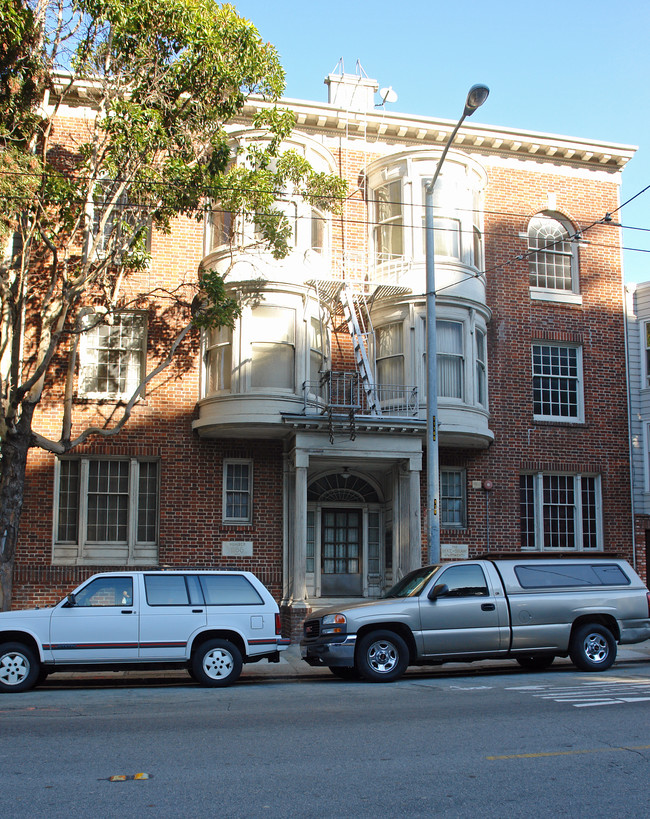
[0,405,34,611]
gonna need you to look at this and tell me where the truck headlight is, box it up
[321,613,346,634]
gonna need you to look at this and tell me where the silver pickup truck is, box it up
[300,557,650,681]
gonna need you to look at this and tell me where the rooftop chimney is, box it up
[325,72,379,112]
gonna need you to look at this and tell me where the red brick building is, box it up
[13,70,641,633]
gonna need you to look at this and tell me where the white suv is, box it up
[0,570,289,692]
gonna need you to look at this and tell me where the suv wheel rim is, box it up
[584,632,608,664]
[367,639,398,674]
[0,651,30,687]
[203,647,234,680]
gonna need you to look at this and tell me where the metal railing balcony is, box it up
[302,371,419,418]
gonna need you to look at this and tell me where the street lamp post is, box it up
[426,84,489,565]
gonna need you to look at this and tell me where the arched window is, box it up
[528,213,577,292]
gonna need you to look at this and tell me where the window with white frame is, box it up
[441,468,466,528]
[310,205,327,252]
[532,343,583,421]
[309,316,326,389]
[376,322,404,386]
[437,320,464,400]
[520,473,601,551]
[223,460,252,524]
[205,324,232,394]
[528,213,577,292]
[249,305,295,390]
[476,329,487,407]
[644,322,650,388]
[54,457,158,564]
[78,312,147,400]
[91,179,151,260]
[374,180,403,261]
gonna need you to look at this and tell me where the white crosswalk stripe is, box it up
[505,677,650,707]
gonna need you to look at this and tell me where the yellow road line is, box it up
[487,744,650,760]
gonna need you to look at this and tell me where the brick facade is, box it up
[11,75,643,642]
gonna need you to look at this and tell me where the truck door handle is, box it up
[481,603,495,611]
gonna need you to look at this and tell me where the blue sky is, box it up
[234,0,650,284]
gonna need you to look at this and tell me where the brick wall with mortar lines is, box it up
[11,106,642,617]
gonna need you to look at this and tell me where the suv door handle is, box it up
[192,609,205,614]
[481,603,495,611]
[121,610,134,614]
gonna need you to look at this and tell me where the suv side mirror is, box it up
[428,583,449,601]
[63,592,77,608]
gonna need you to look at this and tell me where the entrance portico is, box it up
[283,431,423,622]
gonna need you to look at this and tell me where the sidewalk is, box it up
[44,640,650,687]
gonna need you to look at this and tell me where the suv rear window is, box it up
[199,575,263,605]
[514,563,631,589]
[145,574,192,605]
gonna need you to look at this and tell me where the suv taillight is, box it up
[275,613,282,635]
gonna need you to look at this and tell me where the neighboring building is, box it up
[625,282,650,583]
[13,70,642,634]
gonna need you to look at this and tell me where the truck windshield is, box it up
[383,565,441,598]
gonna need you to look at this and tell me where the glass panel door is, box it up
[321,509,362,596]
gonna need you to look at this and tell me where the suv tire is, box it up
[356,630,409,682]
[569,623,617,671]
[0,642,41,693]
[192,639,243,687]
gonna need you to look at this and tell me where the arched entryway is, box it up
[306,472,385,598]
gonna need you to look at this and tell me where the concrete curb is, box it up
[40,640,650,687]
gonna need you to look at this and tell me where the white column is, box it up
[292,460,309,605]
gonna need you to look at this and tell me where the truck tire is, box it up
[356,630,409,682]
[191,639,243,687]
[569,623,617,671]
[0,642,41,693]
[516,654,555,671]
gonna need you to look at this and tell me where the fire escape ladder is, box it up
[340,284,381,416]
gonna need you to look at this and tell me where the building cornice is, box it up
[237,95,636,173]
[50,74,636,173]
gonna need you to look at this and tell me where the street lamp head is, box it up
[463,84,490,117]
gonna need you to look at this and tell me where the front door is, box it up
[321,509,362,596]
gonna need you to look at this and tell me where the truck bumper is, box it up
[618,620,650,645]
[300,636,357,667]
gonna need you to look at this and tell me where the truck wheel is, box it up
[569,624,617,671]
[356,630,409,682]
[192,639,243,687]
[516,654,555,671]
[0,642,41,693]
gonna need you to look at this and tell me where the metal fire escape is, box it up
[340,284,381,417]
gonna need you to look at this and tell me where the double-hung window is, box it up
[376,322,404,387]
[223,460,253,524]
[374,180,403,261]
[528,213,577,292]
[476,329,487,407]
[520,473,601,551]
[250,305,295,390]
[78,312,147,400]
[437,320,464,400]
[205,324,232,394]
[54,457,158,564]
[441,468,466,528]
[532,343,583,421]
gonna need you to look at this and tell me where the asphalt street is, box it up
[2,642,650,818]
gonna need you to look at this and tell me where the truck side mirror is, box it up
[428,583,449,601]
[63,592,77,608]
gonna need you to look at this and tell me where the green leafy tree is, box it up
[0,0,347,609]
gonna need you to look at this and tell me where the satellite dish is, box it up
[379,86,398,105]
